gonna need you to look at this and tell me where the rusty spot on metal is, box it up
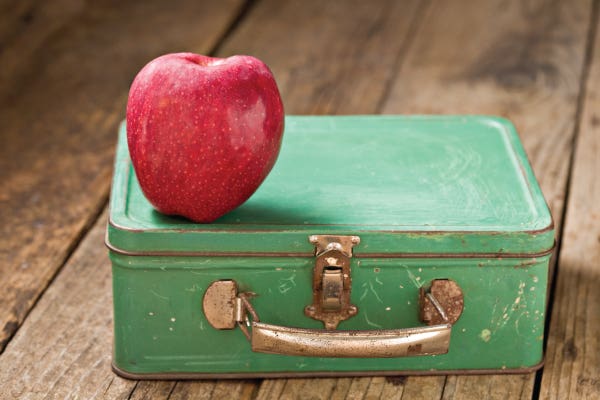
[202,280,238,329]
[407,344,423,355]
[419,279,464,325]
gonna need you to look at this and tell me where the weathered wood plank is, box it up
[129,381,176,400]
[441,375,534,400]
[254,379,286,400]
[0,0,86,100]
[378,0,592,397]
[539,6,600,398]
[332,378,372,400]
[400,376,445,399]
[0,210,137,399]
[219,0,423,115]
[256,378,338,400]
[168,380,257,400]
[0,0,244,354]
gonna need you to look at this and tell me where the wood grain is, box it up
[539,7,600,398]
[217,0,423,115]
[441,375,534,400]
[169,380,257,400]
[0,210,137,399]
[0,0,244,353]
[0,0,86,100]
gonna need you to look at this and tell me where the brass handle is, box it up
[250,321,451,357]
[203,280,463,358]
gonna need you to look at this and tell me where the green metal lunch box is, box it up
[106,115,554,378]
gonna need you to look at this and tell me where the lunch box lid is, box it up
[107,115,554,258]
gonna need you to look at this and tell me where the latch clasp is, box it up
[305,235,360,330]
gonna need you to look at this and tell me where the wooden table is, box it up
[1,1,598,398]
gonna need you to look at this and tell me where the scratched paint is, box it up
[486,276,543,340]
[111,254,551,373]
[363,310,383,329]
[149,289,169,301]
[109,179,552,378]
[184,284,198,292]
[277,273,296,294]
[358,278,384,303]
[479,329,492,342]
[401,265,423,288]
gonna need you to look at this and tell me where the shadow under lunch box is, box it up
[106,115,555,378]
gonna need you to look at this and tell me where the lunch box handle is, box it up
[202,279,463,358]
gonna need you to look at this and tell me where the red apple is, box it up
[126,53,284,223]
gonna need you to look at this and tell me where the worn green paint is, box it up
[108,116,553,256]
[111,254,549,374]
[108,116,553,375]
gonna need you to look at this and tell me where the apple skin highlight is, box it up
[126,53,284,223]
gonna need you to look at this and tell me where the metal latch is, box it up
[304,235,360,330]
